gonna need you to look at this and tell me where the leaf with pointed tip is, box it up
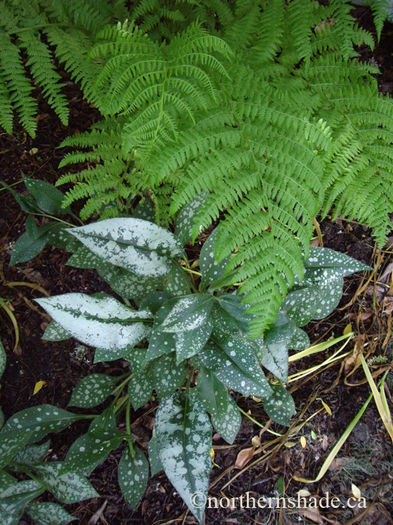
[10,229,48,266]
[42,321,71,342]
[62,430,123,474]
[264,385,295,426]
[127,348,147,373]
[69,218,183,277]
[160,294,214,333]
[152,354,187,398]
[69,374,118,408]
[47,227,82,252]
[258,312,295,383]
[118,447,149,509]
[0,431,33,468]
[165,262,191,295]
[305,247,371,274]
[133,198,155,222]
[26,502,77,525]
[146,328,176,363]
[199,338,271,398]
[200,228,230,289]
[215,294,252,334]
[175,193,207,246]
[148,435,163,476]
[13,441,50,466]
[23,176,70,216]
[1,405,78,444]
[197,368,241,444]
[36,293,152,351]
[175,316,213,363]
[0,485,43,525]
[289,327,310,350]
[211,303,242,337]
[128,369,153,410]
[34,462,98,503]
[0,471,17,492]
[0,341,6,379]
[155,391,212,524]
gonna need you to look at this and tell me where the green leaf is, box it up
[175,316,213,363]
[0,340,6,379]
[0,409,4,430]
[94,346,134,363]
[197,368,241,444]
[160,294,214,333]
[34,462,98,503]
[69,374,118,408]
[42,321,71,342]
[152,354,187,398]
[165,262,192,295]
[0,431,33,468]
[23,176,70,215]
[148,435,163,476]
[1,405,78,445]
[133,197,155,222]
[0,180,40,214]
[155,391,212,524]
[13,441,50,466]
[139,291,173,315]
[128,369,153,410]
[68,218,183,277]
[46,227,82,252]
[118,446,149,509]
[199,338,271,398]
[36,293,152,351]
[26,501,77,525]
[62,431,123,474]
[175,193,206,246]
[305,247,371,274]
[146,302,177,362]
[127,348,147,373]
[258,312,295,383]
[10,230,48,265]
[200,227,230,288]
[0,471,17,492]
[215,294,253,334]
[264,385,295,426]
[0,485,43,525]
[289,327,310,350]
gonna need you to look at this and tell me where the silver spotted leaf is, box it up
[132,198,155,222]
[0,340,5,379]
[159,294,214,333]
[42,321,71,342]
[155,391,212,524]
[118,446,149,509]
[148,434,163,476]
[13,441,50,466]
[215,294,253,334]
[34,462,98,504]
[258,312,295,383]
[0,430,33,469]
[200,336,271,398]
[69,373,118,408]
[175,315,213,363]
[165,262,191,295]
[304,247,371,275]
[69,218,183,277]
[94,346,134,363]
[26,502,77,525]
[289,327,310,350]
[0,484,43,525]
[1,405,79,444]
[146,302,177,362]
[152,354,188,398]
[264,385,295,426]
[0,471,17,492]
[196,367,241,444]
[128,369,153,410]
[175,192,207,246]
[127,348,148,373]
[200,227,230,289]
[36,293,152,351]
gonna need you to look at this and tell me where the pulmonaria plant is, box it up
[1,200,369,524]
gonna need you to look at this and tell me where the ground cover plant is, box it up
[0,0,392,523]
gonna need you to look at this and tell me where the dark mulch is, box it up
[1,9,393,525]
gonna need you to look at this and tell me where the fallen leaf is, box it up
[235,446,255,469]
[298,507,323,524]
[351,483,361,499]
[300,436,306,449]
[33,380,46,395]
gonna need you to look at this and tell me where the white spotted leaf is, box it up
[128,369,153,410]
[118,447,149,509]
[215,294,253,334]
[68,218,183,277]
[304,247,371,275]
[13,441,50,466]
[26,502,77,525]
[0,340,6,379]
[36,293,152,351]
[69,374,118,408]
[290,327,310,350]
[175,193,207,246]
[0,471,17,492]
[258,312,295,383]
[200,336,272,398]
[148,435,163,476]
[34,462,98,503]
[155,391,212,524]
[197,368,241,444]
[159,294,214,333]
[264,385,295,426]
[0,431,33,469]
[132,198,155,222]
[200,227,230,288]
[175,315,213,363]
[1,405,79,444]
[0,485,43,525]
[94,346,134,363]
[42,321,71,342]
[152,354,187,398]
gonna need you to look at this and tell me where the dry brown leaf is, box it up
[297,508,323,524]
[329,457,351,471]
[235,446,255,469]
[87,500,108,525]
